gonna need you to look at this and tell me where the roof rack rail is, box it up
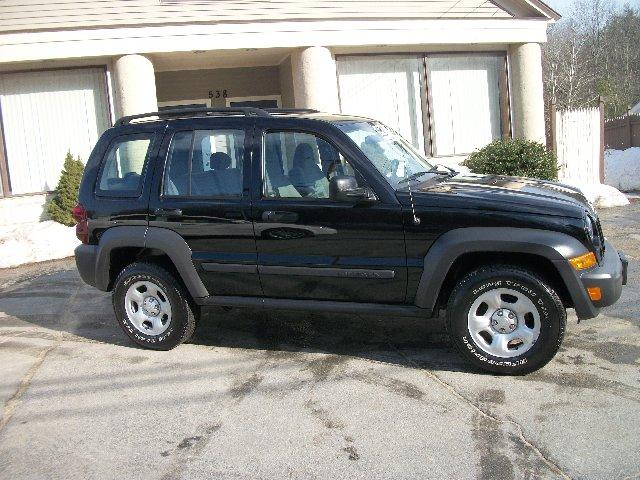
[265,108,320,114]
[115,106,271,126]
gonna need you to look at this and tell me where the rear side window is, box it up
[97,134,152,196]
[163,129,245,197]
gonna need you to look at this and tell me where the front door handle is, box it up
[262,211,299,223]
[154,208,183,216]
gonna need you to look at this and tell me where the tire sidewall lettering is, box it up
[462,277,554,368]
[462,335,528,367]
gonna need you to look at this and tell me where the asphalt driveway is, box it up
[0,205,638,480]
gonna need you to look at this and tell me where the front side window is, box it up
[263,131,360,199]
[335,120,433,189]
[97,134,152,195]
[163,129,245,197]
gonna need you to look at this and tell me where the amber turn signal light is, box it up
[587,287,602,301]
[569,252,597,270]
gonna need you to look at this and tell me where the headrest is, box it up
[210,152,232,170]
[293,143,315,167]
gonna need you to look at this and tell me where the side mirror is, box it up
[329,175,378,203]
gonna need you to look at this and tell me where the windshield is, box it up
[335,120,434,189]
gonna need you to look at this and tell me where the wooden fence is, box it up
[604,113,640,150]
[551,99,604,184]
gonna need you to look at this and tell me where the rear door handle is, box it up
[154,208,183,216]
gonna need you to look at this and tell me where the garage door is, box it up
[0,68,110,195]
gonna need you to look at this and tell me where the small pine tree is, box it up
[47,151,85,226]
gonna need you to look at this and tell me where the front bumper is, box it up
[580,242,628,308]
[564,240,627,319]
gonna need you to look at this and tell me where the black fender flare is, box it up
[414,227,596,319]
[92,226,209,299]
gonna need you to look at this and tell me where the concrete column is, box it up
[112,54,158,118]
[290,47,340,112]
[508,43,546,144]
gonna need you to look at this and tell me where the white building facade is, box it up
[0,0,558,224]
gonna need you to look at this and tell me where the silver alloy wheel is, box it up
[124,280,172,336]
[467,287,541,358]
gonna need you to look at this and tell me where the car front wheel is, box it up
[446,266,566,375]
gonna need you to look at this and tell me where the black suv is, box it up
[74,107,628,374]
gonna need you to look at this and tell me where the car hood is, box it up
[406,172,592,218]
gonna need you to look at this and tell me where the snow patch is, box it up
[605,147,640,191]
[0,221,79,269]
[562,180,630,208]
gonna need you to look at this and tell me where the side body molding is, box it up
[91,226,209,299]
[414,227,593,317]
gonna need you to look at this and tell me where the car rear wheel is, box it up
[113,262,196,350]
[446,265,566,375]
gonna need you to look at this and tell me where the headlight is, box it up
[585,215,596,242]
[584,214,603,257]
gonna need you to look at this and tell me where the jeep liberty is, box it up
[74,107,628,374]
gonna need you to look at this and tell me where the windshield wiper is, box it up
[398,165,457,185]
[427,164,458,176]
[397,171,431,185]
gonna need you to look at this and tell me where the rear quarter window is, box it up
[96,133,154,197]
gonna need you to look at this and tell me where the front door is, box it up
[149,117,261,296]
[251,123,407,303]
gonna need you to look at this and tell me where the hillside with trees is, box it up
[543,0,640,118]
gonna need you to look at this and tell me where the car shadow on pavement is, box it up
[192,307,472,373]
[0,265,473,374]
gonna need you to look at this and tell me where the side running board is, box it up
[197,295,431,318]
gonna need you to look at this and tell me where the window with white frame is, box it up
[337,55,426,153]
[427,54,504,156]
[336,54,506,158]
[0,68,110,195]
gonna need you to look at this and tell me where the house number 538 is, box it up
[209,90,228,99]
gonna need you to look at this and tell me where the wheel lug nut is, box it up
[497,311,503,316]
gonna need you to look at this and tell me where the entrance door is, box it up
[251,121,407,303]
[226,96,281,109]
[149,117,261,296]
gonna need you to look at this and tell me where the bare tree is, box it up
[543,20,596,109]
[542,0,640,118]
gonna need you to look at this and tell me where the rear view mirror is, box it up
[329,176,377,203]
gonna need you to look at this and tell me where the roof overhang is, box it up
[492,0,561,20]
[0,19,549,65]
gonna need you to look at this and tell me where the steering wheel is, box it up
[325,160,341,181]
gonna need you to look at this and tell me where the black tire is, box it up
[446,265,566,375]
[112,262,196,350]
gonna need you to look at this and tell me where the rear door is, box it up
[250,118,407,303]
[148,117,261,296]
